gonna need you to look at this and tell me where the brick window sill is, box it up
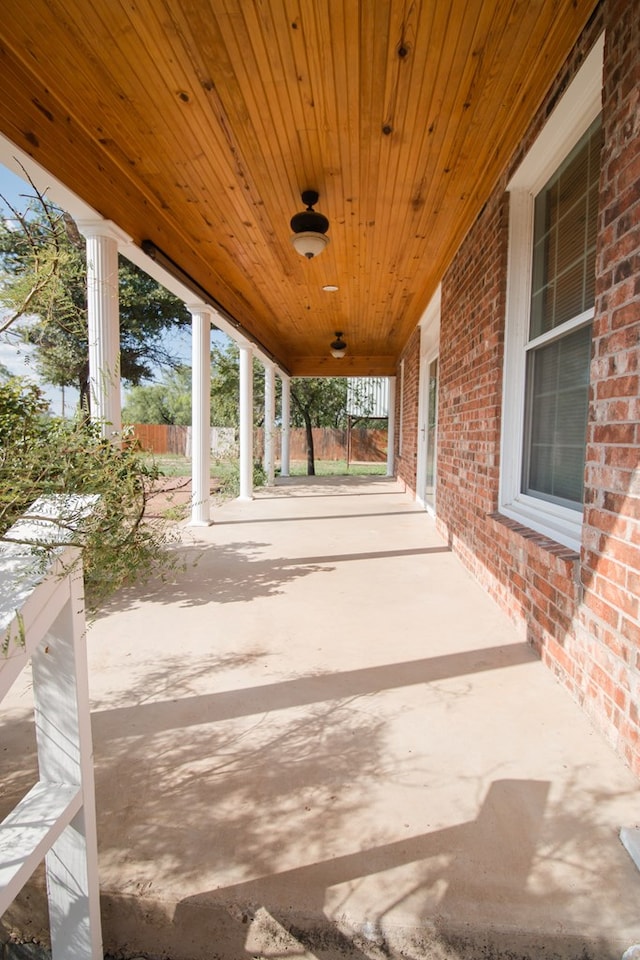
[488,511,580,564]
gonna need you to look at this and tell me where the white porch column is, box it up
[264,362,276,485]
[188,304,212,526]
[239,344,254,500]
[386,376,397,477]
[77,221,129,439]
[280,375,291,477]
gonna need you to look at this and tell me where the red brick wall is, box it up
[438,191,507,527]
[578,0,640,771]
[395,327,421,494]
[396,3,640,774]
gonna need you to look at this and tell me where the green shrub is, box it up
[0,378,179,611]
[210,456,267,499]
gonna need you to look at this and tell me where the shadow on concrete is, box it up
[95,778,618,959]
[4,473,638,958]
[258,489,407,499]
[93,539,449,615]
[213,508,427,526]
[94,539,334,613]
[4,636,638,958]
[1,642,537,951]
[0,641,536,773]
[171,778,554,958]
[293,545,450,565]
[88,642,534,733]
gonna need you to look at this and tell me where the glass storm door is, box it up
[424,357,438,510]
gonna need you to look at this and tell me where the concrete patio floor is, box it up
[2,475,640,959]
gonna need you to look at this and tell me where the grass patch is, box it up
[287,460,386,476]
[143,455,265,501]
[145,454,386,482]
[146,453,230,480]
[147,454,197,477]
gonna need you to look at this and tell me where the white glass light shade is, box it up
[291,231,330,259]
[330,332,347,358]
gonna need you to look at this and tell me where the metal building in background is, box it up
[345,377,390,469]
[347,377,389,419]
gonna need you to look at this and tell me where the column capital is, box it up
[185,301,211,318]
[76,219,132,246]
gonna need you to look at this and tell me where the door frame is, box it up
[416,286,441,511]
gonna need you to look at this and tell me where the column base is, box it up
[621,827,640,872]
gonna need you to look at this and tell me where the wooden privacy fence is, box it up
[128,424,388,462]
[129,423,189,455]
[274,427,388,462]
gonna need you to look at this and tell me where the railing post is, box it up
[0,497,102,959]
[32,563,102,959]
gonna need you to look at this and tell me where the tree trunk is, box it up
[79,377,91,423]
[304,411,315,475]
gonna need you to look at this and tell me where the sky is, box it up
[0,162,204,416]
[0,164,72,412]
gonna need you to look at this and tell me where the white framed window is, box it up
[500,34,604,552]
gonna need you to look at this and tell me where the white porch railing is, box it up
[0,498,102,959]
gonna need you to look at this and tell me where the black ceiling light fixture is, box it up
[330,332,347,358]
[290,190,330,259]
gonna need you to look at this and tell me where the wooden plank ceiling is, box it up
[0,0,597,376]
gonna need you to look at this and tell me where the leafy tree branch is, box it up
[0,181,190,413]
[0,378,179,611]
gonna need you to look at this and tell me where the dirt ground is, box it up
[145,476,221,519]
